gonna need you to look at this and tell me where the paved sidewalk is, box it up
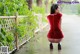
[14,14,80,54]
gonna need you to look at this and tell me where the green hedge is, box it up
[0,0,37,51]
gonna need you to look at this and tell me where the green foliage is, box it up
[32,6,45,14]
[0,0,47,52]
[0,28,14,50]
[6,32,14,43]
[15,13,37,38]
[17,25,27,37]
[0,0,28,16]
[32,5,47,23]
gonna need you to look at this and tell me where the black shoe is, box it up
[58,43,61,50]
[50,43,53,50]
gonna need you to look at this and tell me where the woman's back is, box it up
[47,13,62,31]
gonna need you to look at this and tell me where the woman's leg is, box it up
[58,43,61,50]
[50,42,53,50]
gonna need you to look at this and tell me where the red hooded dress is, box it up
[47,13,64,40]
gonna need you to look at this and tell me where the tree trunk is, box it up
[51,0,54,4]
[27,0,32,10]
[45,0,49,13]
[36,0,42,7]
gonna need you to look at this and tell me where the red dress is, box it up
[47,13,64,40]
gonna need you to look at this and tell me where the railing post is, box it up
[15,12,19,50]
[38,14,42,29]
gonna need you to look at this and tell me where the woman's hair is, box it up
[50,4,58,14]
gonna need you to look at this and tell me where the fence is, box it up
[0,13,48,53]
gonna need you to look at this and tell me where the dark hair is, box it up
[50,4,58,14]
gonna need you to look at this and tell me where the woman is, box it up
[47,4,64,50]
